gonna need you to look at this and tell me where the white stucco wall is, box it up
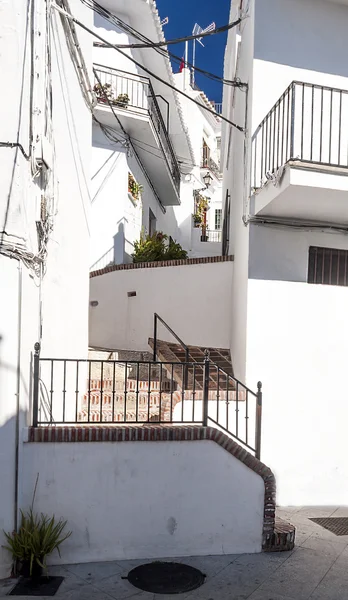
[247,277,348,506]
[253,0,348,130]
[91,127,183,268]
[20,439,264,565]
[89,261,233,351]
[0,0,92,578]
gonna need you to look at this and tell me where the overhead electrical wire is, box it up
[82,0,246,88]
[52,3,245,132]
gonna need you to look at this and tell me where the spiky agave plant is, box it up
[3,509,71,577]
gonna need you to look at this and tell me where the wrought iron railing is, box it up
[252,81,348,190]
[32,344,262,459]
[94,64,181,193]
[213,103,222,115]
[200,229,222,243]
[201,156,222,178]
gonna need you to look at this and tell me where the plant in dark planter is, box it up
[192,213,202,227]
[113,93,130,108]
[3,509,71,583]
[133,231,188,263]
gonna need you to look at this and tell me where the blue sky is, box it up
[156,0,230,102]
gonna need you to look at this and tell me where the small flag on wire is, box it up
[161,17,169,26]
[179,57,185,73]
[192,22,216,47]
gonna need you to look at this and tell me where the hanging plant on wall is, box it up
[192,193,210,228]
[128,173,143,202]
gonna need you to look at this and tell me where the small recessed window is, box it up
[308,246,348,286]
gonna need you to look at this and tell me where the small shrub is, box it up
[3,509,71,577]
[133,232,188,263]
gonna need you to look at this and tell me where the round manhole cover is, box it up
[127,562,205,594]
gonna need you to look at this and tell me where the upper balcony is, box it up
[94,64,181,206]
[251,81,348,223]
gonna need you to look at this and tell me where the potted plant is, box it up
[193,213,202,227]
[93,82,112,104]
[114,93,130,108]
[3,509,71,581]
[128,173,143,202]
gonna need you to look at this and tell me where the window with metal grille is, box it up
[215,209,222,230]
[308,246,348,286]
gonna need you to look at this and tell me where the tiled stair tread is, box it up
[148,338,235,391]
[264,516,296,553]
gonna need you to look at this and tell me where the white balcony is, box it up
[251,81,348,223]
[94,64,181,206]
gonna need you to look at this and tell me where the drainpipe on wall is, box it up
[14,260,22,533]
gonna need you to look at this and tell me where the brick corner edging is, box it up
[90,255,234,278]
[27,424,294,552]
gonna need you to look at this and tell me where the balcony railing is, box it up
[201,229,222,243]
[251,81,348,190]
[201,156,222,179]
[94,64,181,193]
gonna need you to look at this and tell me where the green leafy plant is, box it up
[3,509,71,578]
[93,82,112,103]
[193,194,210,230]
[114,93,130,108]
[133,232,188,263]
[128,173,143,201]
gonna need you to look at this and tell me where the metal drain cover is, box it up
[309,517,348,536]
[127,562,205,594]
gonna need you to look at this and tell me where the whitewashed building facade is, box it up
[222,0,348,505]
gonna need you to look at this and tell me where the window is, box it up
[202,139,210,167]
[308,246,348,286]
[149,209,156,236]
[215,209,222,230]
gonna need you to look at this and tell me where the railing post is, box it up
[184,348,189,391]
[290,83,296,159]
[153,314,157,362]
[255,381,263,460]
[32,342,41,427]
[202,350,210,427]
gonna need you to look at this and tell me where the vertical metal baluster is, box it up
[290,83,296,159]
[320,86,324,162]
[255,383,263,460]
[337,250,340,286]
[147,362,151,422]
[329,89,333,164]
[192,364,196,422]
[264,118,268,177]
[216,366,220,424]
[181,365,185,422]
[235,380,239,439]
[50,359,54,423]
[159,362,162,423]
[329,249,333,285]
[301,83,305,160]
[112,361,116,423]
[225,372,229,431]
[314,247,318,282]
[277,100,281,170]
[124,362,128,422]
[170,364,174,422]
[281,93,285,166]
[75,360,79,423]
[286,87,290,160]
[253,135,257,189]
[63,360,67,423]
[136,363,140,423]
[245,389,249,445]
[310,85,314,161]
[272,109,276,173]
[87,361,91,423]
[261,124,265,185]
[339,91,342,165]
[345,251,348,286]
[100,361,104,423]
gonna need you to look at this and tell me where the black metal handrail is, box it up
[201,156,222,178]
[251,80,348,191]
[200,229,222,243]
[94,64,181,193]
[153,313,189,363]
[32,344,263,458]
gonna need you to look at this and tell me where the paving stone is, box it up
[63,560,123,584]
